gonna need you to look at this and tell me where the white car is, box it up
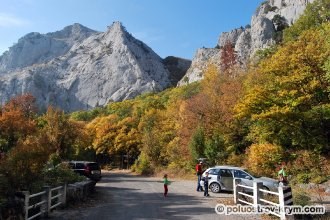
[200,165,279,193]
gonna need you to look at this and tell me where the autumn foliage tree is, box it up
[2,136,50,191]
[180,65,243,164]
[235,23,330,163]
[220,41,237,72]
[245,143,284,177]
[87,114,141,159]
[39,106,90,159]
[0,94,37,152]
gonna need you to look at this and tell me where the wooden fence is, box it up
[20,180,94,220]
[22,184,66,220]
[233,178,293,220]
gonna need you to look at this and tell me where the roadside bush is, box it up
[292,187,312,206]
[131,153,154,175]
[167,160,194,176]
[287,150,330,184]
[245,143,284,177]
[1,138,49,191]
[295,173,312,184]
[43,163,85,186]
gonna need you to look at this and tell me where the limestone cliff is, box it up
[178,0,314,85]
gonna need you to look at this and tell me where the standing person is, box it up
[196,161,203,191]
[203,172,211,197]
[163,174,170,197]
[278,166,288,186]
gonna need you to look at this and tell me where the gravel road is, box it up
[50,170,262,220]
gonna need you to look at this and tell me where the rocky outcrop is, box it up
[177,48,220,85]
[249,0,315,55]
[163,56,191,85]
[235,28,252,65]
[179,0,314,85]
[217,28,245,48]
[0,22,173,112]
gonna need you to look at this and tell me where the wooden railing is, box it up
[233,178,293,220]
[22,184,66,220]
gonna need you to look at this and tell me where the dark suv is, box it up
[67,161,102,182]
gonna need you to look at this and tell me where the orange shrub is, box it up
[245,143,284,177]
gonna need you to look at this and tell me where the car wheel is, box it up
[210,183,221,193]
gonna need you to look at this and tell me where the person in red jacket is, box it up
[196,161,203,191]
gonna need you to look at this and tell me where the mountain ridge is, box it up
[0,23,97,73]
[0,22,189,112]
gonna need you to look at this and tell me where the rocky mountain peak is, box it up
[48,23,97,41]
[107,21,125,32]
[0,23,97,73]
[102,21,132,45]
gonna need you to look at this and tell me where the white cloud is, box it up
[0,13,30,28]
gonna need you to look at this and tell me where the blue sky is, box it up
[0,0,264,59]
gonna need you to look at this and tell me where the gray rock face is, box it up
[218,28,245,48]
[0,23,96,73]
[235,28,252,66]
[250,15,277,54]
[177,48,220,86]
[249,0,314,55]
[269,0,314,25]
[179,0,314,85]
[0,22,173,112]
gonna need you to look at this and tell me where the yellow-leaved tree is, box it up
[235,24,330,152]
[245,143,284,177]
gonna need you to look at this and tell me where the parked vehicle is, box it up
[200,165,278,193]
[65,161,102,182]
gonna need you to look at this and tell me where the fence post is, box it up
[61,183,67,207]
[280,186,294,220]
[283,186,293,206]
[278,186,286,220]
[233,178,241,204]
[22,191,29,220]
[42,186,51,217]
[253,182,263,212]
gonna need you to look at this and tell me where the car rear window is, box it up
[87,163,100,170]
[76,163,85,169]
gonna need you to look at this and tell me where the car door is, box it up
[233,169,254,187]
[208,168,220,182]
[219,169,234,190]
